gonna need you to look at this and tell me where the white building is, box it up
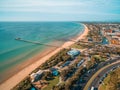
[30,70,43,82]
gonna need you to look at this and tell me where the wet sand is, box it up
[0,24,89,90]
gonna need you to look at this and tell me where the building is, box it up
[67,49,80,57]
[88,37,93,42]
[77,59,85,67]
[50,68,59,76]
[30,70,43,82]
[102,37,109,45]
[60,61,71,68]
[111,38,120,45]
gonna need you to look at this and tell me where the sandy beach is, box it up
[0,24,89,90]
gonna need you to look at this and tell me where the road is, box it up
[71,56,120,90]
[90,62,120,89]
[83,58,120,90]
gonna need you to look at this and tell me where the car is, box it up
[87,70,91,73]
[99,79,102,84]
[103,74,107,78]
[94,88,98,90]
[99,81,102,84]
[90,86,94,90]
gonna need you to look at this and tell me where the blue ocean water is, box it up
[0,22,84,82]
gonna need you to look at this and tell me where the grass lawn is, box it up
[99,68,120,90]
[42,76,59,90]
[99,75,110,90]
[99,84,106,90]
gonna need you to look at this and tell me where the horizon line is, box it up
[0,20,120,23]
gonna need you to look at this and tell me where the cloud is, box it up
[0,0,120,21]
[0,0,84,8]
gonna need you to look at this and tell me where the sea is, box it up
[0,22,84,83]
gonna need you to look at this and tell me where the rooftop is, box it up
[67,49,80,57]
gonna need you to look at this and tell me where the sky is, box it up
[0,0,120,21]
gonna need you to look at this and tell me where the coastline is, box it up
[0,46,57,83]
[0,24,89,90]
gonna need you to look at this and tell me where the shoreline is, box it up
[0,46,57,83]
[0,24,89,90]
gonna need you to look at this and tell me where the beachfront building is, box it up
[50,68,59,76]
[30,70,43,82]
[67,49,80,57]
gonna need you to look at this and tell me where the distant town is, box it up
[12,23,120,90]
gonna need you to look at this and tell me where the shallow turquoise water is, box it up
[0,22,84,82]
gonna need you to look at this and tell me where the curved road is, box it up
[71,57,120,90]
[90,62,120,89]
[84,59,120,90]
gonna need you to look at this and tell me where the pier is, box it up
[15,38,90,48]
[15,38,59,48]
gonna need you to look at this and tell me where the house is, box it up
[102,37,109,45]
[105,29,113,33]
[77,59,85,67]
[88,37,93,42]
[29,86,37,90]
[67,49,80,57]
[104,29,112,35]
[60,61,71,68]
[111,38,120,45]
[30,70,43,82]
[50,68,59,76]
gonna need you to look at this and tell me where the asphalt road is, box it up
[71,56,120,90]
[90,62,120,89]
